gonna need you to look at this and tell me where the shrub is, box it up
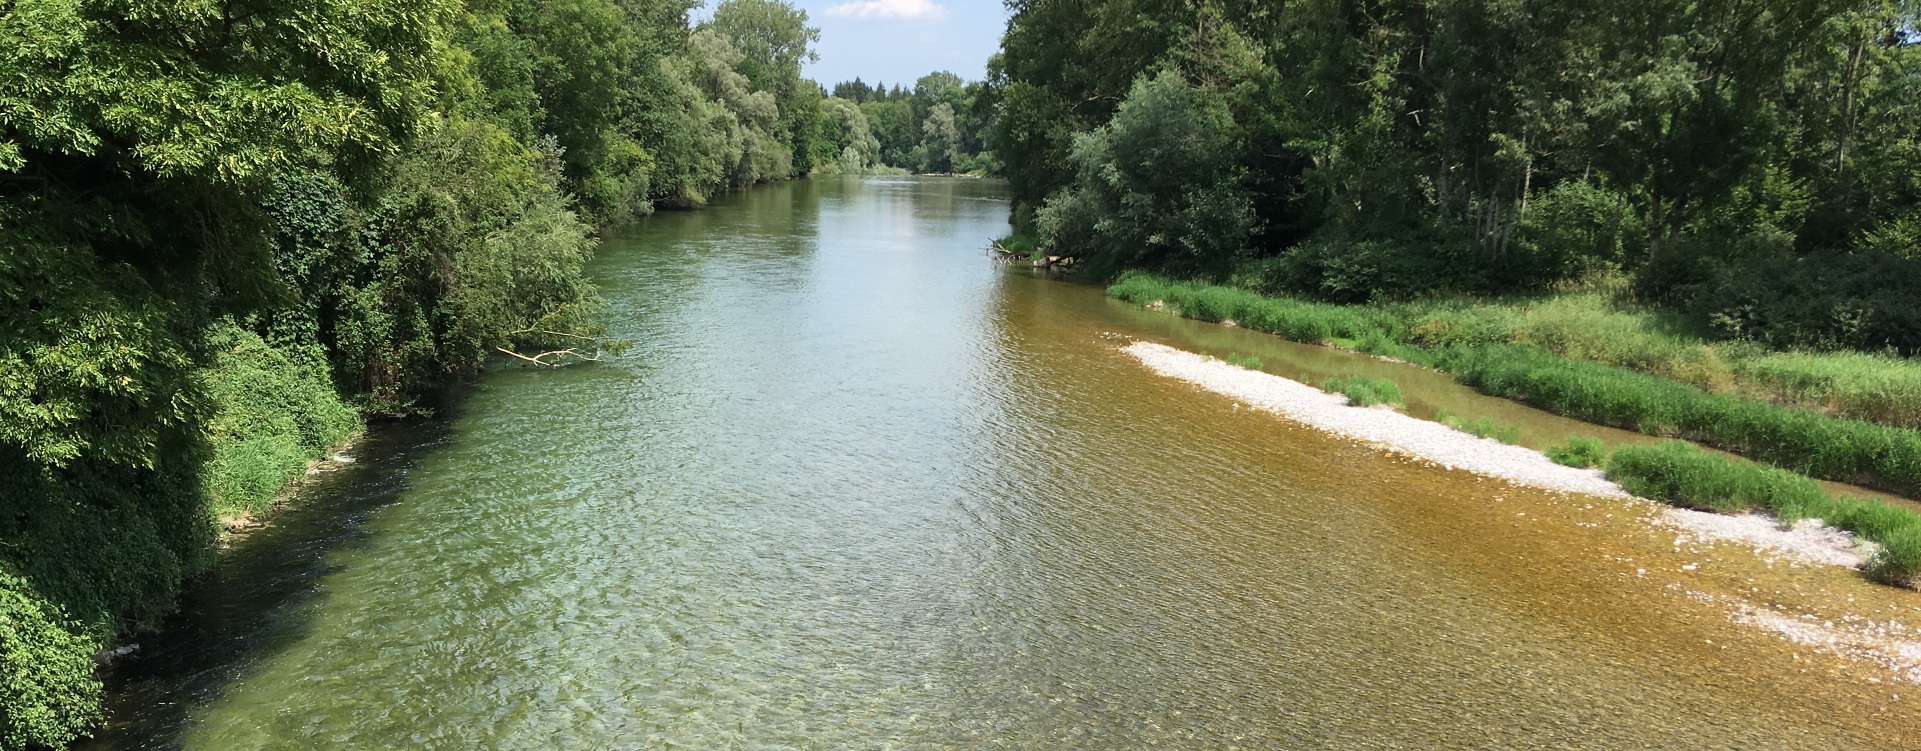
[202,324,361,518]
[1546,436,1609,467]
[0,572,98,751]
[1037,73,1254,277]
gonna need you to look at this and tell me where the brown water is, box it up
[87,177,1921,749]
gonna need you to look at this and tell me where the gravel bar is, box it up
[1123,340,1872,570]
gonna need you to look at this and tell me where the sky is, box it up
[700,0,1012,89]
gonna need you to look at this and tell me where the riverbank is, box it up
[1110,274,1921,494]
[1112,273,1921,428]
[1124,340,1921,683]
[1124,342,1875,571]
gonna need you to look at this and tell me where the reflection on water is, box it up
[88,176,1921,750]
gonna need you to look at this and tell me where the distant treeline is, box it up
[992,0,1921,354]
[826,74,999,174]
[0,0,911,747]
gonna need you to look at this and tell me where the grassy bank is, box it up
[203,324,363,520]
[0,324,359,748]
[1606,441,1921,584]
[1109,274,1921,499]
[1117,273,1921,428]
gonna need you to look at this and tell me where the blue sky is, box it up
[700,0,1011,88]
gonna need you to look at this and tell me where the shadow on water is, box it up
[78,414,457,751]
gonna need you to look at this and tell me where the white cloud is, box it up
[823,0,949,21]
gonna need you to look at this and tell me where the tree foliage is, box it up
[0,0,832,746]
[994,0,1921,353]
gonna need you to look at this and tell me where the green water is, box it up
[89,177,1921,749]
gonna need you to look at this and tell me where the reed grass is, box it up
[1607,441,1921,584]
[1437,410,1521,444]
[1110,273,1385,345]
[1323,376,1403,408]
[1440,344,1921,498]
[1111,273,1921,498]
[1110,272,1921,429]
[1545,436,1609,468]
[1225,352,1263,369]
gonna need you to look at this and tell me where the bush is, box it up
[1037,73,1254,277]
[1545,436,1609,467]
[1325,376,1402,408]
[0,572,98,751]
[1695,249,1921,356]
[202,324,360,517]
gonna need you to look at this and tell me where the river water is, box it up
[89,177,1921,749]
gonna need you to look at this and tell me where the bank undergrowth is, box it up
[203,324,363,519]
[1111,274,1921,500]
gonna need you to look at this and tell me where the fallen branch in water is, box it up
[495,346,603,367]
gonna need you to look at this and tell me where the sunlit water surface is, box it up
[86,177,1921,749]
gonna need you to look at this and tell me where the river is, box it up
[86,177,1921,749]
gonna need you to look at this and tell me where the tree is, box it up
[918,103,962,173]
[821,97,882,172]
[1037,72,1253,276]
[706,0,823,171]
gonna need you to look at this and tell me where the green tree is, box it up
[707,0,823,173]
[1037,72,1254,276]
[917,103,962,173]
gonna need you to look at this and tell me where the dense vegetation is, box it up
[1607,441,1921,584]
[0,0,850,746]
[1111,274,1921,495]
[996,0,1921,354]
[829,73,998,174]
[1113,272,1921,585]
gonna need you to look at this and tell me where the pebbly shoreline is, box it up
[1121,340,1873,571]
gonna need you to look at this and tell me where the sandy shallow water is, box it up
[1123,339,1921,683]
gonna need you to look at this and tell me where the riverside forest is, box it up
[6,0,1921,749]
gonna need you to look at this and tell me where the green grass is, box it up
[1324,376,1403,408]
[1112,273,1921,499]
[1438,409,1522,444]
[1738,350,1921,430]
[1224,352,1263,369]
[1110,272,1386,345]
[203,323,361,518]
[1438,343,1921,499]
[1545,436,1610,468]
[992,233,1040,259]
[1111,272,1921,429]
[1606,441,1921,584]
